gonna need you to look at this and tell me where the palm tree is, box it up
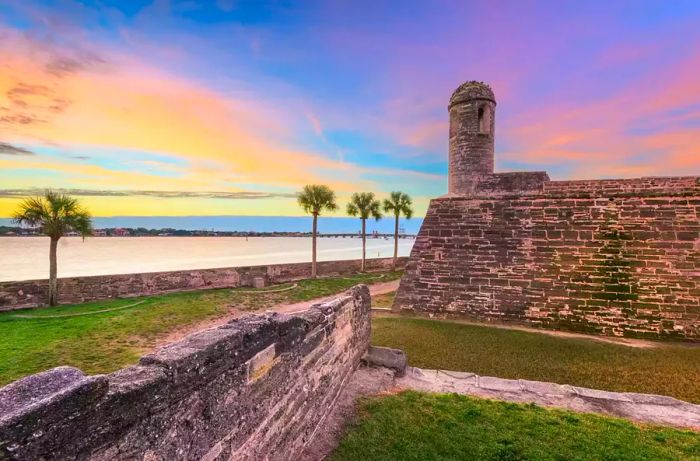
[346,192,382,272]
[13,191,92,306]
[383,191,413,270]
[297,185,338,278]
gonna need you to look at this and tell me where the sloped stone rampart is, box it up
[0,285,371,460]
[395,177,700,340]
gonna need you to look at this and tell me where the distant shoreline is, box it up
[0,226,416,238]
[0,216,423,235]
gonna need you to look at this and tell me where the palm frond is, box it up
[383,191,413,219]
[297,185,337,215]
[11,190,93,239]
[348,192,382,220]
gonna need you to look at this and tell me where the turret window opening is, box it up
[478,105,491,134]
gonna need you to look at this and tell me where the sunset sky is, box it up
[1,0,700,218]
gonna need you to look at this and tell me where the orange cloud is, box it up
[0,28,365,194]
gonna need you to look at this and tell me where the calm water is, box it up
[0,216,423,234]
[0,236,415,281]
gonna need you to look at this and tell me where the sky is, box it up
[1,0,700,218]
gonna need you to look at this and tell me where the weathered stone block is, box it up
[362,346,408,377]
[477,376,521,393]
[140,326,246,385]
[247,344,277,383]
[252,277,266,289]
[0,367,109,459]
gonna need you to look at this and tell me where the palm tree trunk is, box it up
[311,212,318,278]
[393,213,399,270]
[361,218,366,272]
[49,237,58,306]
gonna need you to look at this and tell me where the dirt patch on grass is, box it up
[156,280,400,348]
[155,309,237,348]
[302,366,396,460]
[275,280,400,315]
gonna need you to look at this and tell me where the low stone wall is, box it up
[0,285,371,460]
[0,257,407,310]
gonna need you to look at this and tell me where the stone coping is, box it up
[395,367,700,429]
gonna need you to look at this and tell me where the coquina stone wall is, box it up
[394,176,700,340]
[0,257,407,311]
[0,285,371,460]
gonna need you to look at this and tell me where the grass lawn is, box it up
[331,391,700,461]
[0,271,401,386]
[372,309,700,403]
[370,291,395,309]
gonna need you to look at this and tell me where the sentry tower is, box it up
[447,81,496,195]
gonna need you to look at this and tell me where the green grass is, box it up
[332,391,700,461]
[0,271,402,386]
[372,316,700,403]
[370,291,395,309]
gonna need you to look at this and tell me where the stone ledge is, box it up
[518,379,567,397]
[0,366,85,418]
[477,376,520,393]
[0,367,108,429]
[396,367,700,429]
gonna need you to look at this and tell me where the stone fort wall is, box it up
[0,257,407,311]
[394,176,700,340]
[0,285,371,460]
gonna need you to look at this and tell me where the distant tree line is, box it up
[0,226,414,238]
